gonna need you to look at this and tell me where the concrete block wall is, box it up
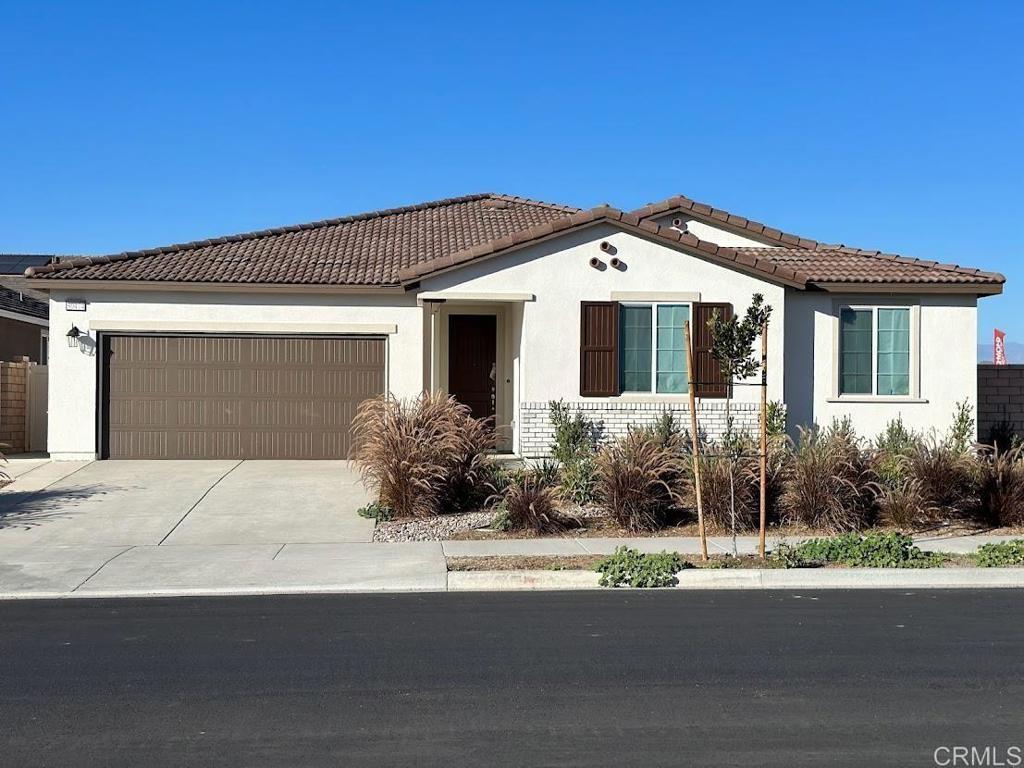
[519,401,762,458]
[0,358,30,454]
[978,364,1024,443]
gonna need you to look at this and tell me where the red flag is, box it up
[994,328,1007,365]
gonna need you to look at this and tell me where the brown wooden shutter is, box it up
[580,301,620,396]
[693,302,732,399]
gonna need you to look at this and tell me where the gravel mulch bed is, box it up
[373,510,496,542]
[372,507,1024,544]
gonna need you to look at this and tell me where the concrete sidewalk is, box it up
[1,532,1021,599]
[0,541,447,598]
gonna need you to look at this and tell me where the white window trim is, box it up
[832,303,921,401]
[620,301,692,396]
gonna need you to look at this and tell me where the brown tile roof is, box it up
[25,194,581,286]
[398,206,809,288]
[633,194,1004,290]
[633,194,825,248]
[732,247,1005,286]
[24,191,1004,293]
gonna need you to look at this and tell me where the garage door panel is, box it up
[104,335,385,459]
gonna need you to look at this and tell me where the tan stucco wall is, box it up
[46,290,424,459]
[784,290,978,438]
[420,223,788,407]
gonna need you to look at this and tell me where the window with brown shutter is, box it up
[693,302,732,399]
[580,301,619,396]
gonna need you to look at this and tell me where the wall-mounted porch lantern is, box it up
[66,325,83,347]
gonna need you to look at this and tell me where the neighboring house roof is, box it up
[0,286,48,321]
[23,193,1004,293]
[24,194,580,286]
[0,255,54,321]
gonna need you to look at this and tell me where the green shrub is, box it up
[947,399,976,454]
[780,422,874,533]
[350,392,495,518]
[356,502,393,522]
[766,401,787,438]
[771,532,945,568]
[595,546,689,587]
[871,417,919,487]
[549,400,598,504]
[644,410,687,448]
[531,458,561,488]
[977,446,1024,527]
[973,540,1024,567]
[594,429,687,532]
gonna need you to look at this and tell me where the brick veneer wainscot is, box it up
[518,401,763,458]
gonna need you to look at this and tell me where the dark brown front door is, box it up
[448,315,496,420]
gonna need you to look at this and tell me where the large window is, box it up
[620,303,690,394]
[839,306,911,396]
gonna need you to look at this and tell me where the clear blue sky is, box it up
[2,1,1021,341]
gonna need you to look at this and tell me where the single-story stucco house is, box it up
[23,193,1004,461]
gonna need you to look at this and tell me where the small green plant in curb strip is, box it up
[595,546,690,588]
[972,540,1024,567]
[356,502,394,522]
[770,532,946,569]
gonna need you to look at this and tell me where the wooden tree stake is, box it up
[758,320,768,560]
[684,320,708,562]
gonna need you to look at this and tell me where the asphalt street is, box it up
[2,590,1022,767]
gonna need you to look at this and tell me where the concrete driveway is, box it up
[0,459,375,547]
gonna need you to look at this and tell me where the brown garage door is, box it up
[102,335,385,459]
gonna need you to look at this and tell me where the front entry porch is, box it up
[421,294,528,453]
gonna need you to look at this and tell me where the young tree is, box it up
[707,294,773,556]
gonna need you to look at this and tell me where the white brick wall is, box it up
[519,401,763,458]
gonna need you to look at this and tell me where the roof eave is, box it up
[811,281,1004,296]
[22,279,406,294]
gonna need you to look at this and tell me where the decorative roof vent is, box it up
[482,199,510,210]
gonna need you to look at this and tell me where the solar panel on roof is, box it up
[0,254,55,274]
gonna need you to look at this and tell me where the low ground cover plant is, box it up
[595,546,688,588]
[972,540,1024,567]
[356,502,393,522]
[770,532,945,569]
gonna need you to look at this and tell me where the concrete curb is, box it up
[0,583,450,601]
[447,570,603,591]
[450,567,1024,592]
[2,568,1023,600]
